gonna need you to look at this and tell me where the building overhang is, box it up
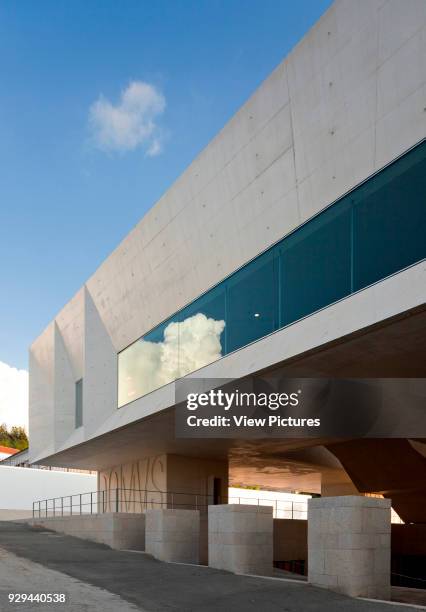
[31,262,426,481]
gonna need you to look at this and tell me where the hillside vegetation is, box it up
[0,424,28,451]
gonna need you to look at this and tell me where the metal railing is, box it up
[228,496,308,520]
[32,489,310,519]
[34,491,407,524]
[32,488,218,518]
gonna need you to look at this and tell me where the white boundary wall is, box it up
[0,466,96,519]
[229,487,311,519]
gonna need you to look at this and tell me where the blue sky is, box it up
[0,0,332,376]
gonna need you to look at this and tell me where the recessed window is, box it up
[75,379,83,428]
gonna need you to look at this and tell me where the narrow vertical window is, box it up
[75,379,83,428]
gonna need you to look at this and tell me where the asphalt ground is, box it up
[0,521,419,612]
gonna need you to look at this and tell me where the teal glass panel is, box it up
[117,139,426,408]
[178,285,226,376]
[226,249,278,353]
[353,142,426,290]
[118,316,179,407]
[280,202,351,326]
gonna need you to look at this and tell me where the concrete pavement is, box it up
[0,545,144,612]
[0,522,420,612]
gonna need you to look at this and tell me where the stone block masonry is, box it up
[28,513,145,550]
[308,496,391,600]
[208,504,273,576]
[145,509,200,564]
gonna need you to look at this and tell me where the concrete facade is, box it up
[208,504,273,576]
[308,496,391,599]
[28,513,145,550]
[29,0,426,470]
[97,454,228,514]
[145,509,199,564]
[26,0,426,592]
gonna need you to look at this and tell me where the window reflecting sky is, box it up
[118,140,426,408]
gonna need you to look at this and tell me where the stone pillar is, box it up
[308,496,391,600]
[145,509,199,564]
[208,504,273,576]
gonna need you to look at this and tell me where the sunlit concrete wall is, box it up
[29,0,426,466]
[97,454,228,512]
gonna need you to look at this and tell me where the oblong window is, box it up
[117,139,426,408]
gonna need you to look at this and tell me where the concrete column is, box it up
[145,509,199,564]
[308,496,391,600]
[208,504,273,576]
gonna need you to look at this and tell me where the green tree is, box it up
[0,423,28,451]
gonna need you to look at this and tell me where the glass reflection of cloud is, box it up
[118,313,225,407]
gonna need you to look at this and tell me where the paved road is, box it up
[0,545,143,612]
[0,522,417,612]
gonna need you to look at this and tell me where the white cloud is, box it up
[0,361,28,431]
[146,137,162,157]
[118,313,225,407]
[89,80,166,155]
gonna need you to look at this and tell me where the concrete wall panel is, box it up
[54,323,76,447]
[0,466,96,511]
[29,323,55,462]
[83,287,117,436]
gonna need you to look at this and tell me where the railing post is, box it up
[53,498,55,517]
[103,489,105,513]
[32,501,34,518]
[45,499,47,517]
[61,496,63,517]
[91,492,93,515]
[275,499,277,519]
[195,495,198,511]
[70,495,72,516]
[80,493,82,515]
[292,501,294,520]
[171,493,174,510]
[116,488,119,513]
